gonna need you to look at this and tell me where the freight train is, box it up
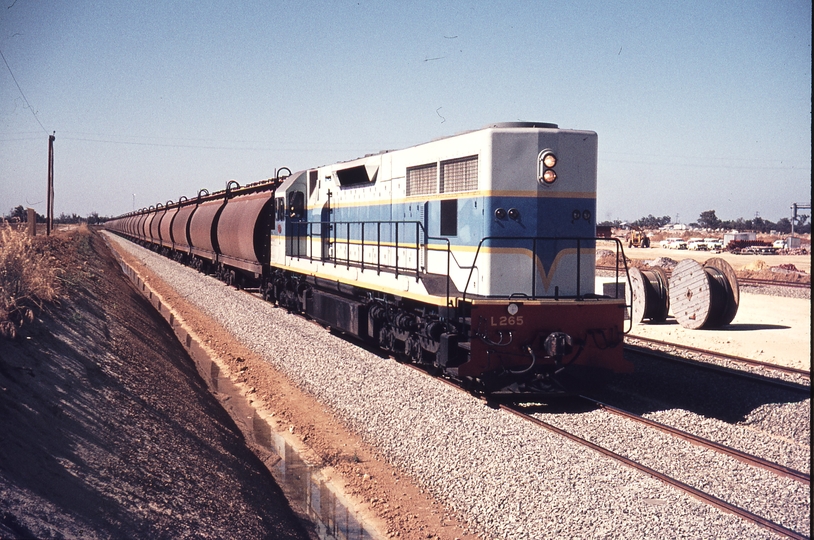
[106,122,632,398]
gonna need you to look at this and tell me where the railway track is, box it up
[624,336,810,392]
[740,277,810,289]
[502,402,810,540]
[597,264,810,289]
[410,364,810,539]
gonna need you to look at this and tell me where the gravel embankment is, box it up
[107,235,803,539]
[739,284,810,300]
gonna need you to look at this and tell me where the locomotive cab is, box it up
[270,171,308,265]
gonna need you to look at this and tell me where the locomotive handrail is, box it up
[287,219,454,303]
[460,236,633,319]
[292,219,428,280]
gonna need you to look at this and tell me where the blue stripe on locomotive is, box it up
[298,194,596,273]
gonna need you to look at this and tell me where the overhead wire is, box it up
[0,47,49,135]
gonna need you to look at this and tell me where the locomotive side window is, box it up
[288,191,305,219]
[440,199,457,236]
[308,170,318,198]
[336,165,377,187]
[275,198,285,221]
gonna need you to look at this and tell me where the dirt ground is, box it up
[1,227,479,539]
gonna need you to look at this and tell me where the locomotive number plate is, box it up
[490,316,524,326]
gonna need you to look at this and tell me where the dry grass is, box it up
[0,224,61,338]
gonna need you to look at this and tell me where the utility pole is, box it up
[46,133,55,235]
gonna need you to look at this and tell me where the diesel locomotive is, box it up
[107,122,632,397]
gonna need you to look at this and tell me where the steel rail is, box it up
[626,335,810,377]
[739,277,811,289]
[500,404,809,540]
[581,397,810,485]
[624,339,810,391]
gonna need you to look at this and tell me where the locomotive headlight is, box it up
[507,303,519,316]
[538,149,558,185]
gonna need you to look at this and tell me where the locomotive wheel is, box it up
[379,327,395,352]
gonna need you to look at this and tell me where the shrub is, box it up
[0,225,60,338]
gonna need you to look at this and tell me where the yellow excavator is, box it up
[627,230,650,248]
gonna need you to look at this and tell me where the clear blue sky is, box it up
[1,1,810,224]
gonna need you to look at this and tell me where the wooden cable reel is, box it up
[627,267,670,323]
[668,258,740,329]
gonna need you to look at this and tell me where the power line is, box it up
[0,47,49,135]
[602,157,809,171]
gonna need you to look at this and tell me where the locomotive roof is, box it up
[331,121,561,166]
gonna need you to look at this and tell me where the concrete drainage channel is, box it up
[107,243,378,540]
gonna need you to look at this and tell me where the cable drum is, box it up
[627,267,670,323]
[668,258,740,329]
[704,257,740,325]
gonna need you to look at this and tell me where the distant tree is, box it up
[597,219,622,227]
[55,212,82,224]
[790,213,810,234]
[631,214,671,229]
[775,218,792,234]
[722,217,747,231]
[697,210,721,229]
[9,205,26,221]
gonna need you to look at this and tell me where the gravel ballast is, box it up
[107,234,805,539]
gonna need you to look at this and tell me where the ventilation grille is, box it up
[406,163,437,196]
[441,155,478,193]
